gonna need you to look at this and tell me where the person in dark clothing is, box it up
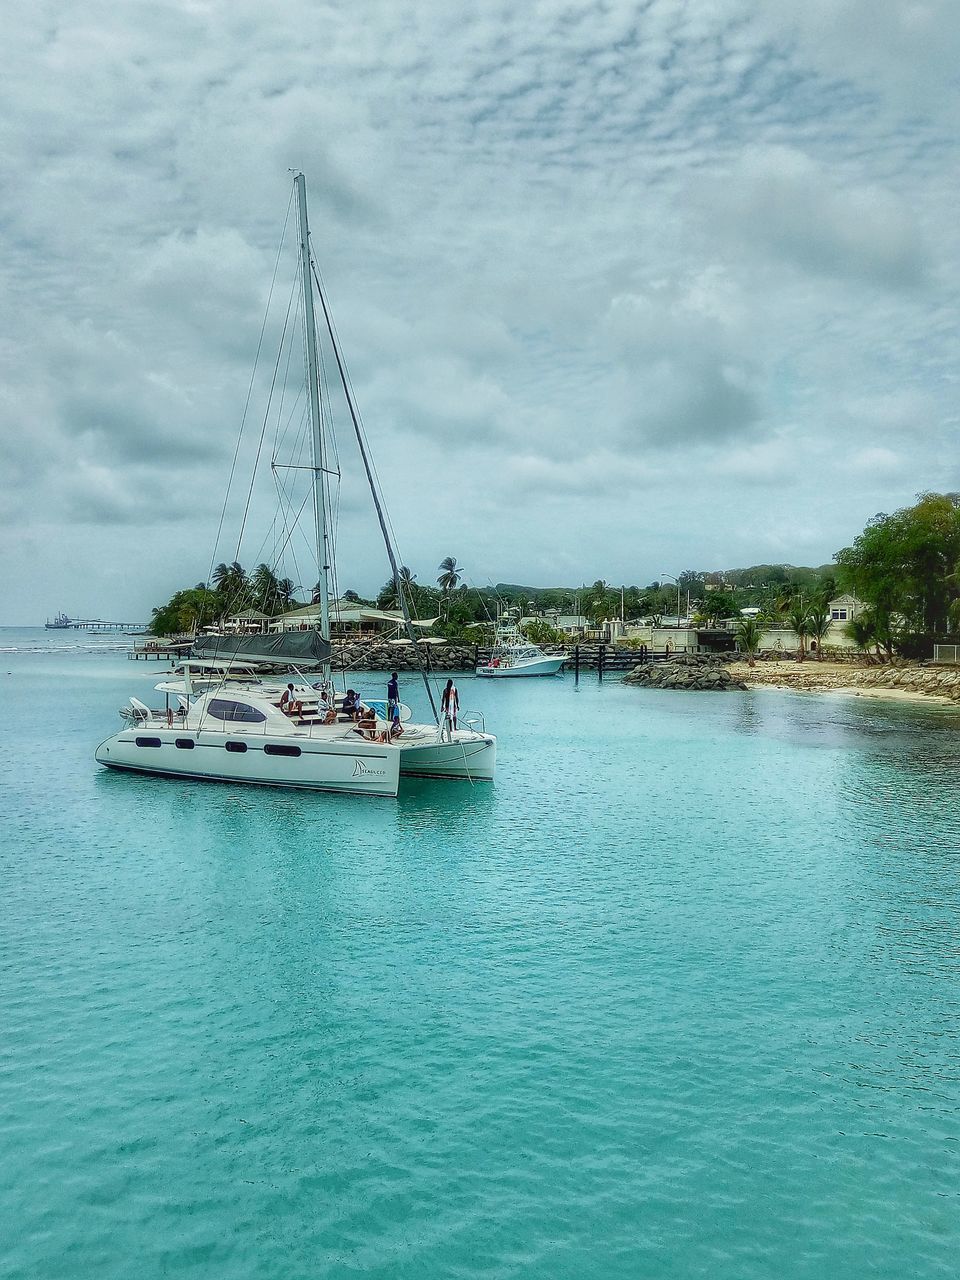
[387,671,399,721]
[341,689,361,720]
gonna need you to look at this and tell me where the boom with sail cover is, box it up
[190,630,330,667]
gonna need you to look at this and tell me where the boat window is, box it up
[264,743,301,757]
[206,699,267,723]
[135,737,162,748]
[175,738,195,750]
[225,741,247,753]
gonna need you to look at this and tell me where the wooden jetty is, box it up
[472,644,666,678]
[129,637,193,660]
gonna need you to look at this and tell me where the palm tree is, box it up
[212,561,249,611]
[252,563,280,614]
[585,579,616,625]
[275,577,296,610]
[735,615,763,667]
[379,566,415,610]
[775,583,801,614]
[788,605,808,662]
[437,557,461,593]
[437,556,461,621]
[844,615,877,661]
[806,606,831,660]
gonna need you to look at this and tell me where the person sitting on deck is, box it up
[354,707,378,739]
[280,683,303,717]
[340,689,362,721]
[388,701,404,740]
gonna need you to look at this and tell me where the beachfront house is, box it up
[519,610,592,637]
[618,594,869,656]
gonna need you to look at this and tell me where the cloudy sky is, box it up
[2,0,959,622]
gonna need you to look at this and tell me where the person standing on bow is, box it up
[441,678,459,733]
[387,671,400,723]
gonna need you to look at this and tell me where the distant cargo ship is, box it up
[44,612,72,629]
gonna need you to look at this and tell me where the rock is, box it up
[623,655,746,692]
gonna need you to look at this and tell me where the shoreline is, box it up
[727,660,960,708]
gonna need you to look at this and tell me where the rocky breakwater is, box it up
[623,652,747,692]
[729,659,960,704]
[332,639,477,672]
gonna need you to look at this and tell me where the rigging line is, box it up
[310,257,439,724]
[271,267,302,462]
[206,186,294,588]
[272,270,304,461]
[233,257,302,565]
[272,447,307,564]
[196,192,295,671]
[311,260,406,571]
[285,404,316,593]
[268,472,313,579]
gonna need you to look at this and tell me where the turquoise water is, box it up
[2,628,960,1278]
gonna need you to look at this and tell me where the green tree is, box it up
[837,492,960,633]
[252,563,281,614]
[774,582,802,614]
[150,587,219,637]
[788,605,808,662]
[437,556,462,621]
[437,556,462,593]
[806,606,831,660]
[212,561,249,611]
[844,614,878,661]
[377,566,415,610]
[735,615,763,667]
[522,619,565,645]
[702,591,738,626]
[275,578,297,610]
[583,579,618,624]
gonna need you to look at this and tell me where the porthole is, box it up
[264,743,301,757]
[175,738,195,750]
[135,737,162,748]
[225,741,248,753]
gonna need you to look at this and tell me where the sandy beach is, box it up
[727,659,960,707]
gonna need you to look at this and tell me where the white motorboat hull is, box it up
[397,730,497,781]
[476,655,565,677]
[95,728,401,797]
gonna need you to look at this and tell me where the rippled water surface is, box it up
[2,629,960,1278]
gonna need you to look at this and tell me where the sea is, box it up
[1,625,959,1279]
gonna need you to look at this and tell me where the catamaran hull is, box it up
[476,657,565,677]
[95,730,401,797]
[398,734,497,781]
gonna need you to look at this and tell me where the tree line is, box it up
[150,494,960,654]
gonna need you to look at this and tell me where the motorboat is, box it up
[97,173,496,795]
[477,611,565,677]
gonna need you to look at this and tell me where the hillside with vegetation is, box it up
[148,493,960,656]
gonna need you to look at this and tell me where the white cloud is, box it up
[0,0,958,619]
[705,145,931,290]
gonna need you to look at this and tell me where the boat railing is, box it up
[458,710,486,735]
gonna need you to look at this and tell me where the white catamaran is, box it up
[96,174,496,797]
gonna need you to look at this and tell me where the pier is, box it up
[129,637,193,660]
[49,619,149,631]
[472,644,666,678]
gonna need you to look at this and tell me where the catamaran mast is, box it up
[294,172,332,680]
[309,259,442,726]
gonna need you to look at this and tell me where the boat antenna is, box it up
[294,171,332,686]
[308,257,440,724]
